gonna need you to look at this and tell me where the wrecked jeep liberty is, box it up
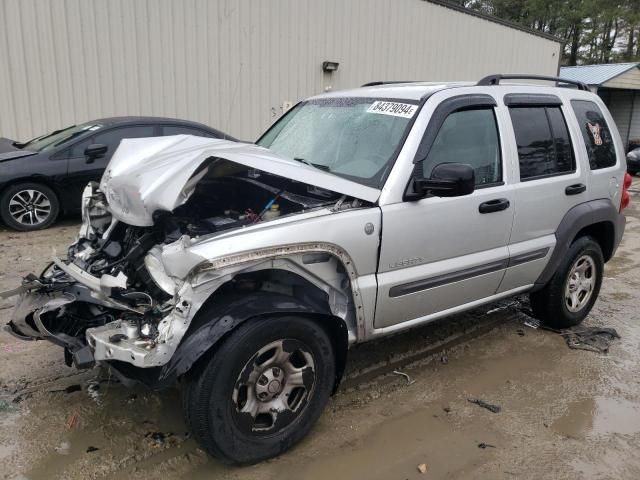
[2,75,630,464]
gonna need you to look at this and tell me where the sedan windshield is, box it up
[19,123,103,152]
[257,97,419,187]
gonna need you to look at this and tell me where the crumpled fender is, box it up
[156,291,348,391]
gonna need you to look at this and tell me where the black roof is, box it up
[87,116,233,139]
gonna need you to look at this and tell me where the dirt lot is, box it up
[2,186,640,480]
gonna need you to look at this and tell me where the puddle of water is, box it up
[280,406,497,480]
[552,397,640,438]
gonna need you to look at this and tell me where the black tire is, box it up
[183,316,335,465]
[0,182,60,231]
[530,236,604,329]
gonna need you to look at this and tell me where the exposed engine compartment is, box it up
[8,161,364,371]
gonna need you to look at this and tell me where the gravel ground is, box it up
[2,185,640,480]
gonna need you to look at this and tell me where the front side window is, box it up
[257,98,418,187]
[509,106,574,180]
[570,100,617,170]
[420,108,501,185]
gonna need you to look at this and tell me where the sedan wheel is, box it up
[0,183,59,231]
[9,189,52,227]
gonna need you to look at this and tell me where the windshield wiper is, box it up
[293,157,331,172]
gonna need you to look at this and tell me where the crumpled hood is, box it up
[100,135,380,226]
[0,137,37,162]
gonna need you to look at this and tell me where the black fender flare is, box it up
[533,198,625,289]
[157,291,349,392]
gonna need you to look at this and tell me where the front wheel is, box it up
[0,182,60,231]
[530,236,604,329]
[183,316,335,464]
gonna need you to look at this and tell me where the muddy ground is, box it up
[2,186,640,480]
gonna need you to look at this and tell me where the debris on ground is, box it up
[561,327,620,353]
[516,329,525,337]
[145,431,174,446]
[443,406,452,413]
[468,398,501,413]
[64,384,82,394]
[478,442,496,449]
[0,400,18,413]
[55,441,71,455]
[523,318,541,329]
[441,354,449,364]
[417,463,428,473]
[86,446,99,453]
[392,370,416,385]
[67,412,79,430]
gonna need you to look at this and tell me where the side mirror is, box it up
[413,163,475,198]
[84,144,108,163]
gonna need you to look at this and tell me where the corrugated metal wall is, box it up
[0,0,561,141]
[601,90,640,148]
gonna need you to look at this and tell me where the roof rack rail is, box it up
[477,74,590,91]
[360,81,420,87]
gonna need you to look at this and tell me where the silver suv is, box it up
[2,74,630,464]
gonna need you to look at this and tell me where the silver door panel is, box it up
[498,234,556,292]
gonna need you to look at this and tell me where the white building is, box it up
[0,0,562,141]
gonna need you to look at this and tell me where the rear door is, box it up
[374,92,515,330]
[498,93,588,292]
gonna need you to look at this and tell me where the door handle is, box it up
[479,198,510,214]
[565,183,586,195]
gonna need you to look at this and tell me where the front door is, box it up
[375,94,515,330]
[65,125,158,201]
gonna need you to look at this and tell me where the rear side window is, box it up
[163,125,212,137]
[93,125,156,151]
[509,106,574,180]
[421,108,502,186]
[570,100,617,169]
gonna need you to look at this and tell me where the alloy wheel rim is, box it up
[8,189,52,226]
[564,254,596,313]
[232,339,316,434]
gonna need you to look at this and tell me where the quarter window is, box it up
[509,106,574,180]
[570,100,617,170]
[421,108,502,186]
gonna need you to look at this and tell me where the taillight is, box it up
[620,172,633,212]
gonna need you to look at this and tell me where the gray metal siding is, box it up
[601,90,640,148]
[0,0,561,141]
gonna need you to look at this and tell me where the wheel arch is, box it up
[534,199,625,289]
[159,289,350,393]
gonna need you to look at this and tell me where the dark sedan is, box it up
[0,117,233,231]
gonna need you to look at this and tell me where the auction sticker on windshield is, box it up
[367,101,418,118]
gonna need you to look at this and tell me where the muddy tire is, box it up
[183,316,335,465]
[0,182,59,231]
[530,236,603,329]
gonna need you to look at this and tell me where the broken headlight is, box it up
[143,252,177,296]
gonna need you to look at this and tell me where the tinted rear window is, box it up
[509,106,574,180]
[570,100,617,170]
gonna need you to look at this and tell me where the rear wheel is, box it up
[183,316,335,464]
[0,183,59,231]
[530,236,603,329]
